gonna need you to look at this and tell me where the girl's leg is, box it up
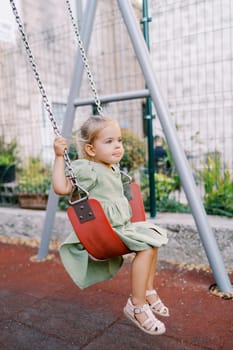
[131,248,155,305]
[146,247,158,290]
[145,247,170,317]
[130,248,156,324]
[145,247,161,304]
[125,248,166,334]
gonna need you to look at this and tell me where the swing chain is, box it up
[9,0,89,197]
[65,0,103,116]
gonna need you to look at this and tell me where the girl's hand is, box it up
[54,136,68,157]
[52,136,73,195]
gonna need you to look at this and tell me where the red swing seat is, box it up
[67,182,146,260]
[129,182,146,223]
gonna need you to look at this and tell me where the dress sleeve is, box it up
[66,159,97,192]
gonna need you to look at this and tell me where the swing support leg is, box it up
[37,0,98,260]
[117,0,232,293]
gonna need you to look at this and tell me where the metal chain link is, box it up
[9,0,87,193]
[65,0,104,116]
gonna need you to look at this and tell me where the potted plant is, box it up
[17,157,51,209]
[0,136,18,183]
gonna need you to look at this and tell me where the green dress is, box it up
[60,160,168,289]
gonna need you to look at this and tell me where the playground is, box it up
[0,238,232,350]
[1,206,233,348]
[0,0,233,347]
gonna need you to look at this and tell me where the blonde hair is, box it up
[77,116,119,159]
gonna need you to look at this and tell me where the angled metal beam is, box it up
[38,0,98,260]
[117,0,232,293]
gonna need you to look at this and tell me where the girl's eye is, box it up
[106,139,112,144]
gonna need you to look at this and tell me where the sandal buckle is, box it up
[134,307,143,314]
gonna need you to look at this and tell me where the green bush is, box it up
[120,128,146,172]
[17,157,51,194]
[198,154,233,217]
[141,171,189,213]
[0,136,18,165]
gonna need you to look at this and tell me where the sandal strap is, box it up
[146,290,170,317]
[133,303,150,314]
[150,299,169,316]
[141,314,159,332]
[146,289,157,297]
[127,301,151,314]
[133,304,159,331]
[150,299,165,310]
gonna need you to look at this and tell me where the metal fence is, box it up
[0,0,232,215]
[149,0,233,215]
[150,0,233,169]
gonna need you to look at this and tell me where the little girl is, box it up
[53,116,169,336]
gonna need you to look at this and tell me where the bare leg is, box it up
[146,247,161,305]
[147,247,158,290]
[145,247,170,317]
[130,248,155,323]
[124,247,166,333]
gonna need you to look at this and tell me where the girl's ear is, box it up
[85,144,95,157]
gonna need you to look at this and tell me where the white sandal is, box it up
[123,298,166,335]
[146,290,170,317]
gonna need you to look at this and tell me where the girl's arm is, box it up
[52,136,73,195]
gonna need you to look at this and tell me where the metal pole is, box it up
[141,0,156,218]
[117,0,232,292]
[74,89,150,106]
[38,0,98,260]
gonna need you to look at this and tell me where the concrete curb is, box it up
[0,207,232,269]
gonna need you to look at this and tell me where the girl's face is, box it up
[85,122,124,167]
